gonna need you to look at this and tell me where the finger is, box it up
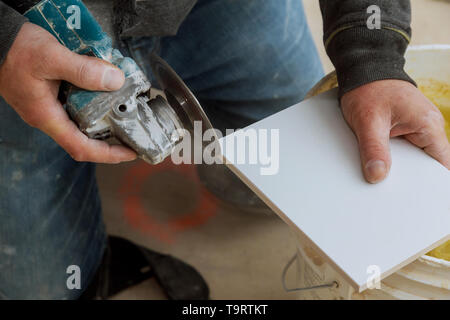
[47,45,125,91]
[405,124,450,170]
[353,110,392,183]
[39,99,137,164]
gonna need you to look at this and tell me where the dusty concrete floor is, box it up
[97,0,450,300]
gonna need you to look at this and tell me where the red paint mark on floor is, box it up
[119,159,218,244]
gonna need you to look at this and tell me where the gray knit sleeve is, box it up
[0,2,28,66]
[319,0,415,97]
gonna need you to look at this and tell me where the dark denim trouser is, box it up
[0,0,323,299]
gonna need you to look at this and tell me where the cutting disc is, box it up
[150,53,214,134]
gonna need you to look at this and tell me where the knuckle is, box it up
[23,112,42,128]
[361,138,385,155]
[75,61,90,85]
[422,110,445,130]
[70,150,87,162]
[352,106,388,134]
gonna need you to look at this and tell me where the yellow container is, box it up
[428,241,450,261]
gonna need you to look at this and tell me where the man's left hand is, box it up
[341,79,450,183]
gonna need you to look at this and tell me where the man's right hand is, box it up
[0,22,137,163]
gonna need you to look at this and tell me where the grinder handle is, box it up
[20,0,115,62]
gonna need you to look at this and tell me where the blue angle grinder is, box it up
[6,0,213,164]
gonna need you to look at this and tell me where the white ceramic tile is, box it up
[220,89,450,291]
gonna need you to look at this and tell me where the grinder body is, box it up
[20,0,190,164]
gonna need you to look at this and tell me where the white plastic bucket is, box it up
[291,45,450,300]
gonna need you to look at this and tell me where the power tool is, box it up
[7,0,213,164]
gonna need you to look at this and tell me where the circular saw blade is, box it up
[150,53,214,134]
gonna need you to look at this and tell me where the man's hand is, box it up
[341,79,450,183]
[0,22,137,163]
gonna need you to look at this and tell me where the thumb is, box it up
[353,111,392,184]
[50,45,125,91]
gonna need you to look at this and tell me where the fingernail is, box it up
[365,160,387,183]
[102,68,124,90]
